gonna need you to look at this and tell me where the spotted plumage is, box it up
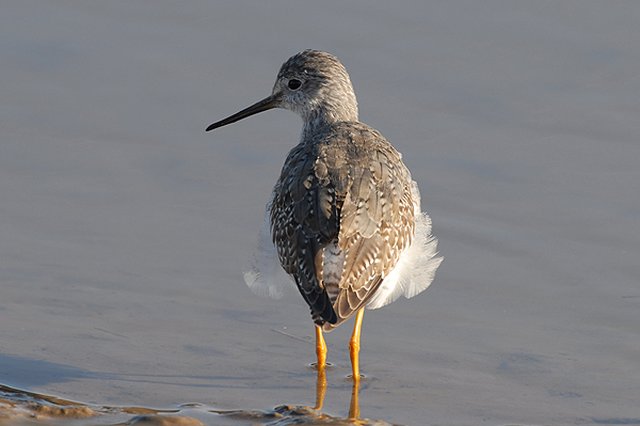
[271,121,417,330]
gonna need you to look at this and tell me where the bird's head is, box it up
[206,50,358,133]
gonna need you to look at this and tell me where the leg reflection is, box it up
[313,365,327,410]
[312,363,361,420]
[348,375,361,420]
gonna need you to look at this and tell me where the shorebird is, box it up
[206,50,442,380]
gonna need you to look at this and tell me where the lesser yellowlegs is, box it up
[206,50,442,380]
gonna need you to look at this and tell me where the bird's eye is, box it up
[287,79,302,90]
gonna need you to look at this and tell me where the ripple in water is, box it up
[0,375,396,426]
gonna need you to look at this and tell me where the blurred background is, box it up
[1,2,639,425]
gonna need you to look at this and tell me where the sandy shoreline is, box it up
[0,382,393,426]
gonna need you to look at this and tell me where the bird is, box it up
[206,50,442,380]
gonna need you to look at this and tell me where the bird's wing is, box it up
[316,126,416,329]
[270,143,339,324]
[271,125,416,328]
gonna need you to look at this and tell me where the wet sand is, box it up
[1,380,393,426]
[2,1,640,425]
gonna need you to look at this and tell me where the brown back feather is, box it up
[270,122,415,329]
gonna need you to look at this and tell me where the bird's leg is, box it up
[313,360,327,410]
[315,325,327,369]
[349,308,365,381]
[347,373,361,420]
[313,325,328,410]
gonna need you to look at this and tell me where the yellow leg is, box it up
[348,374,361,420]
[349,308,365,381]
[315,325,327,369]
[313,325,328,410]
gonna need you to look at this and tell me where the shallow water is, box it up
[2,1,640,425]
[1,380,394,426]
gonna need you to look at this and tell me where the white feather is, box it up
[366,182,443,310]
[244,183,443,306]
[243,204,296,299]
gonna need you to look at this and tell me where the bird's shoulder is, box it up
[313,121,403,165]
[274,121,415,233]
[315,122,414,225]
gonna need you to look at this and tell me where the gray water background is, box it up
[1,2,639,425]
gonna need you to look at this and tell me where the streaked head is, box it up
[206,50,358,133]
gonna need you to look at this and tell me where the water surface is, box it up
[1,2,639,425]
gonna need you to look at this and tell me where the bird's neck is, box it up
[301,101,358,141]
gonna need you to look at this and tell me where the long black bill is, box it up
[206,94,281,132]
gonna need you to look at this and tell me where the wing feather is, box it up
[271,144,338,324]
[270,123,422,330]
[318,125,416,331]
